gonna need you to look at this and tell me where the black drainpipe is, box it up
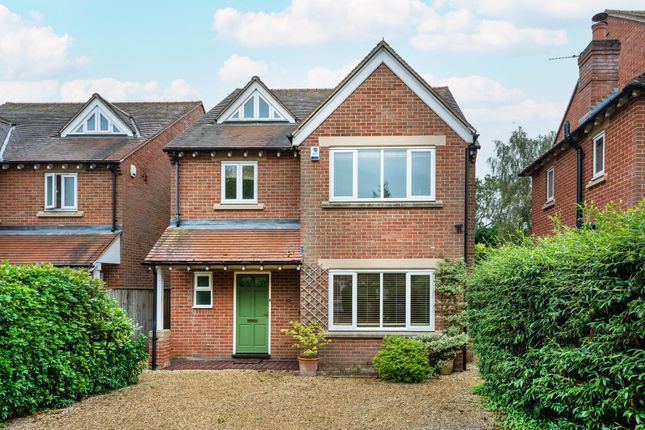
[108,164,118,232]
[173,152,181,227]
[564,121,583,228]
[151,265,157,370]
[462,133,480,371]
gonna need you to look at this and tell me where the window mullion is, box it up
[351,273,357,329]
[236,164,242,202]
[379,272,384,329]
[380,150,384,199]
[352,150,358,199]
[430,273,435,330]
[406,150,412,199]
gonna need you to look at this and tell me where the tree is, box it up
[477,127,554,242]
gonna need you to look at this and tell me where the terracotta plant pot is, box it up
[439,359,454,375]
[298,356,320,377]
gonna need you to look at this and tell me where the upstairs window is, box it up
[70,106,125,135]
[226,90,285,121]
[221,161,257,204]
[45,173,77,210]
[546,167,554,202]
[593,132,605,178]
[330,148,435,201]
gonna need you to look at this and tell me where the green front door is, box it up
[235,274,269,354]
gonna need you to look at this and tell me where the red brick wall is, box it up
[170,152,300,221]
[169,269,300,360]
[531,97,644,236]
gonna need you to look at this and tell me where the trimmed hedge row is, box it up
[0,264,147,421]
[468,203,645,429]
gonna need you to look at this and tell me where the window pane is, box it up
[411,151,432,196]
[196,275,210,287]
[383,150,406,198]
[258,97,269,118]
[224,165,237,200]
[357,150,381,198]
[100,114,109,131]
[195,290,211,306]
[410,275,431,326]
[75,124,84,133]
[272,110,282,119]
[63,176,75,208]
[242,165,254,200]
[333,152,353,197]
[383,273,406,327]
[243,98,254,118]
[547,170,554,199]
[595,138,604,173]
[46,175,54,207]
[357,273,380,327]
[87,113,96,131]
[333,275,353,326]
[112,124,121,133]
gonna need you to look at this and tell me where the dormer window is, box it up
[226,90,285,121]
[71,107,125,135]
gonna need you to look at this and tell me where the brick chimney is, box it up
[576,15,620,120]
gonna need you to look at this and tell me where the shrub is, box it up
[435,259,467,336]
[415,333,469,370]
[372,336,432,383]
[0,263,147,421]
[468,203,645,429]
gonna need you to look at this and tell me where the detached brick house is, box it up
[521,10,644,235]
[0,94,204,333]
[145,41,479,368]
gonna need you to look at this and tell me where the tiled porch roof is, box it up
[0,233,118,267]
[145,227,301,265]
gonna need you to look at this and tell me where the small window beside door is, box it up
[546,167,554,203]
[45,173,77,211]
[221,161,258,204]
[592,132,605,179]
[193,272,213,308]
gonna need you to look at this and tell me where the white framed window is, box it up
[68,106,125,135]
[226,90,286,121]
[44,173,77,210]
[221,161,258,204]
[193,272,213,308]
[592,131,605,179]
[328,270,435,331]
[546,167,554,203]
[329,148,436,201]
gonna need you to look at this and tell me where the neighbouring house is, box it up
[0,94,204,334]
[521,10,644,235]
[144,41,479,369]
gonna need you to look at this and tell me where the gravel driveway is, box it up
[6,368,492,430]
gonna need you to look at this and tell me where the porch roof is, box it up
[144,227,301,265]
[0,232,118,267]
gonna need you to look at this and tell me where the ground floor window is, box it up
[329,270,434,331]
[193,272,213,308]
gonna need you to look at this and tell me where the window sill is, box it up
[587,174,607,189]
[36,210,84,218]
[542,200,555,210]
[326,330,436,339]
[213,203,264,210]
[321,200,443,209]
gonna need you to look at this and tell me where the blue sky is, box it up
[1,0,643,175]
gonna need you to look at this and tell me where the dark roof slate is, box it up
[0,101,202,162]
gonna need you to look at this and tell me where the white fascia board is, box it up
[292,50,474,145]
[0,125,15,162]
[216,81,295,124]
[96,235,120,265]
[61,98,134,137]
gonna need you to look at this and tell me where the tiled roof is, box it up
[144,228,301,264]
[0,101,202,162]
[0,233,117,266]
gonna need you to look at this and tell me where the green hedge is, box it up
[468,203,645,429]
[0,263,147,421]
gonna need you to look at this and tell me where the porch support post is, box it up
[156,266,164,330]
[92,263,102,280]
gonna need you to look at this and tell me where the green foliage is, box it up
[372,336,432,383]
[280,320,331,357]
[0,263,147,421]
[467,203,645,429]
[415,333,469,369]
[435,259,467,336]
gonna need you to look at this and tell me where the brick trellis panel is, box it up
[300,264,328,326]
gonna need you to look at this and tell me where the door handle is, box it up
[247,319,258,323]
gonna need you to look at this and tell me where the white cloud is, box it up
[218,54,268,84]
[0,78,199,104]
[307,59,360,87]
[424,74,523,104]
[455,0,643,20]
[213,0,431,47]
[0,4,82,78]
[412,19,567,51]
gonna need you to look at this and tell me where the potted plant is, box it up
[281,320,331,376]
[414,333,468,375]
